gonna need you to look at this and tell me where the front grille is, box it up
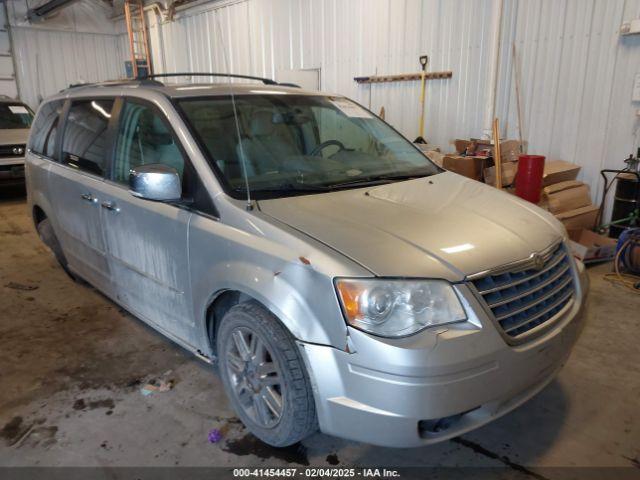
[471,243,575,340]
[0,144,26,157]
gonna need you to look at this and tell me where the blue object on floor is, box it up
[616,228,640,275]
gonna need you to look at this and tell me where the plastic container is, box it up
[515,155,545,204]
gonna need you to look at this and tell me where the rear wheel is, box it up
[36,218,78,282]
[217,301,318,447]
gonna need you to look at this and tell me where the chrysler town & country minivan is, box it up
[25,75,588,447]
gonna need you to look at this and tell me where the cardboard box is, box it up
[443,155,486,181]
[542,160,581,186]
[499,140,522,164]
[568,229,617,263]
[453,139,471,154]
[454,139,523,164]
[484,161,518,187]
[555,204,599,231]
[424,150,445,167]
[543,180,592,214]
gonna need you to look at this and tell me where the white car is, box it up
[0,96,34,187]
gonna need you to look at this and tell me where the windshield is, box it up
[0,103,34,129]
[178,94,439,199]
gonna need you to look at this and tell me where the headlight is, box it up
[335,278,467,338]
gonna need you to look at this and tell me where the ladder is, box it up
[124,0,152,78]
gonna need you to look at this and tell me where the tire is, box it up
[36,218,78,282]
[217,301,318,447]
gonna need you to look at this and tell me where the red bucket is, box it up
[515,155,545,204]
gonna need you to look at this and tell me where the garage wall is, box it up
[139,0,640,196]
[5,0,639,198]
[0,4,19,99]
[497,0,640,201]
[6,0,127,109]
[12,28,126,109]
[136,0,498,155]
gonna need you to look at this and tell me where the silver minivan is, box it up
[26,76,588,448]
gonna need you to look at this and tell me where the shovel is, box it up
[414,55,429,144]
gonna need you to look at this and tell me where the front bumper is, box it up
[299,263,588,447]
[0,157,25,184]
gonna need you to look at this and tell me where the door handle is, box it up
[80,193,97,203]
[101,201,120,213]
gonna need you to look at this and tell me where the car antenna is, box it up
[214,14,253,211]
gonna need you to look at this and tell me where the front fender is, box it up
[187,213,364,355]
[199,259,347,348]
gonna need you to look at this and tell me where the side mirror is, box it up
[129,164,181,202]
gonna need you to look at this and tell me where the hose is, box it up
[603,233,640,293]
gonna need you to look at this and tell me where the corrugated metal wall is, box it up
[140,0,640,194]
[6,0,639,196]
[12,27,126,108]
[7,0,127,109]
[497,0,640,198]
[141,0,499,151]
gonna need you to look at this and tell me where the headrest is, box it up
[249,110,275,137]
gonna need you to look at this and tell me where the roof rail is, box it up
[63,78,164,91]
[139,72,279,85]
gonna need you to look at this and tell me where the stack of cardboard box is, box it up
[483,140,521,187]
[540,161,599,232]
[539,161,617,263]
[442,138,523,183]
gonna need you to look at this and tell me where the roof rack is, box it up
[60,72,298,94]
[138,72,279,85]
[64,78,163,91]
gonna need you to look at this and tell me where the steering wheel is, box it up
[310,140,347,157]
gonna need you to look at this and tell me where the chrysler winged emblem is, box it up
[532,253,545,270]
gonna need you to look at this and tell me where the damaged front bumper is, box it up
[298,264,588,448]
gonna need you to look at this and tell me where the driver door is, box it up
[100,98,195,341]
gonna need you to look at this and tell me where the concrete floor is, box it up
[0,187,639,471]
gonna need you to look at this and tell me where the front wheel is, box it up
[217,301,318,446]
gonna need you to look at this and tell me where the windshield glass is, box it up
[178,94,439,198]
[0,103,34,129]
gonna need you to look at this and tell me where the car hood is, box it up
[0,129,29,145]
[258,172,565,281]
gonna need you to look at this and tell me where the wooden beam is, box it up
[493,118,503,190]
[354,71,453,84]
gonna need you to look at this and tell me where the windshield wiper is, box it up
[326,171,434,189]
[239,182,332,194]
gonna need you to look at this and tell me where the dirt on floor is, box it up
[0,186,639,471]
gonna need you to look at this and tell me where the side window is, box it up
[28,100,64,159]
[61,99,114,176]
[114,101,185,185]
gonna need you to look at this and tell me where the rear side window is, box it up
[61,99,114,176]
[28,100,64,159]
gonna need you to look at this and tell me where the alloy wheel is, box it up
[225,327,284,428]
